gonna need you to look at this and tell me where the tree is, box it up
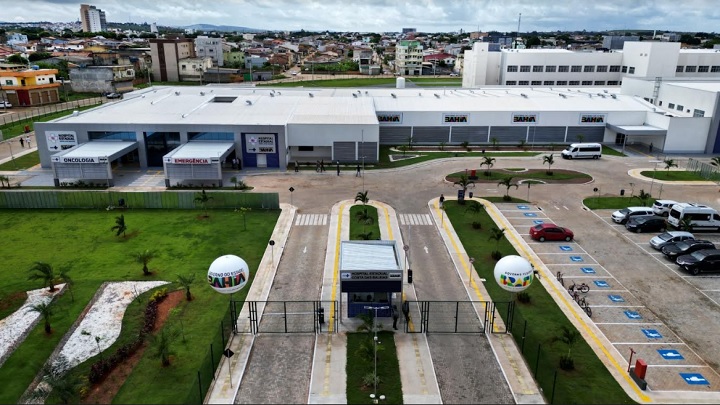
[488,227,506,260]
[542,154,555,175]
[453,173,475,205]
[134,249,156,276]
[354,190,369,205]
[497,177,519,201]
[464,200,485,215]
[491,137,499,150]
[31,355,82,404]
[481,156,495,176]
[679,215,694,232]
[710,157,720,167]
[28,262,56,292]
[237,206,251,230]
[634,189,652,207]
[554,325,580,370]
[151,328,180,367]
[7,53,28,65]
[664,159,678,174]
[177,273,195,301]
[57,266,74,302]
[194,189,213,217]
[576,134,585,143]
[27,301,54,334]
[111,214,127,237]
[0,175,9,188]
[230,176,239,189]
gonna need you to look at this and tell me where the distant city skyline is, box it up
[3,0,720,33]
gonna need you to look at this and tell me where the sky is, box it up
[3,0,720,33]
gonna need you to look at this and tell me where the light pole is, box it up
[363,305,389,403]
[649,160,662,197]
[361,129,365,191]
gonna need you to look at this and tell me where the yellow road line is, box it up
[382,204,393,240]
[484,201,651,403]
[329,203,345,332]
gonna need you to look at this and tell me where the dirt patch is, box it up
[446,169,592,184]
[0,291,27,315]
[81,290,185,404]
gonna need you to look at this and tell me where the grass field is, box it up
[447,169,593,182]
[0,150,39,171]
[583,196,652,210]
[0,208,279,404]
[639,170,714,181]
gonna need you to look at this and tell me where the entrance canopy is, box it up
[51,141,138,164]
[606,123,667,136]
[163,142,235,187]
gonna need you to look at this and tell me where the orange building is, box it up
[0,68,61,106]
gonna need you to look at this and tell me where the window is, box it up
[89,131,136,141]
[583,66,595,72]
[712,66,720,73]
[507,65,518,72]
[676,66,683,72]
[3,79,11,85]
[569,81,580,85]
[698,66,709,73]
[628,67,635,74]
[505,80,517,85]
[622,66,628,73]
[558,65,569,72]
[582,81,593,85]
[571,65,582,72]
[668,103,675,109]
[520,65,530,72]
[531,80,541,85]
[607,81,619,85]
[188,132,234,141]
[596,65,608,72]
[685,66,696,73]
[609,65,620,72]
[519,80,529,85]
[594,81,605,85]
[533,65,543,72]
[556,80,567,85]
[545,65,556,72]
[659,101,663,106]
[543,81,554,85]
[676,105,683,111]
[693,109,705,117]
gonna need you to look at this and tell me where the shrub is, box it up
[472,221,482,230]
[149,288,168,303]
[560,355,575,370]
[517,291,531,304]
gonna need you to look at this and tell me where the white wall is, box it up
[622,42,679,78]
[658,84,718,117]
[287,124,378,146]
[500,50,624,85]
[663,117,711,153]
[676,51,720,77]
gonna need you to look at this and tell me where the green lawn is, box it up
[349,204,381,240]
[0,151,39,171]
[448,169,592,182]
[346,331,402,404]
[639,170,714,181]
[602,146,626,157]
[0,208,279,404]
[583,196,652,210]
[445,200,633,404]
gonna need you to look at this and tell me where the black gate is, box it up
[235,300,338,334]
[404,300,514,334]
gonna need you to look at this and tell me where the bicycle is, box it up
[568,280,590,294]
[580,299,592,317]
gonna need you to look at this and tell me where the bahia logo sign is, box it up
[377,113,402,124]
[443,114,469,124]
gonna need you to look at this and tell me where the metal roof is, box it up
[164,142,235,159]
[53,141,137,160]
[340,240,400,271]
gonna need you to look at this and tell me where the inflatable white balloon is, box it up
[493,255,534,292]
[207,255,250,294]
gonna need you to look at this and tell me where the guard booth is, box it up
[163,142,235,187]
[340,240,403,318]
[50,141,138,187]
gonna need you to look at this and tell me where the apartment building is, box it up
[195,36,224,67]
[149,37,196,82]
[80,4,107,33]
[395,40,423,76]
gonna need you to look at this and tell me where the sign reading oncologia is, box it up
[443,114,469,124]
[377,113,403,124]
[172,157,211,164]
[580,114,606,125]
[52,156,99,163]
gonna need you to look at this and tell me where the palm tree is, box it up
[634,189,652,207]
[576,134,585,143]
[355,208,374,225]
[453,173,475,205]
[497,176,519,201]
[177,273,195,301]
[555,325,580,370]
[488,227,506,260]
[0,174,9,188]
[354,190,369,205]
[111,214,127,237]
[710,157,720,167]
[464,200,485,215]
[134,249,156,276]
[664,159,678,174]
[31,356,82,404]
[542,154,555,175]
[194,189,213,217]
[491,137,499,150]
[28,262,56,292]
[151,328,180,367]
[680,216,694,232]
[27,301,54,334]
[57,266,74,301]
[229,176,239,189]
[481,156,495,176]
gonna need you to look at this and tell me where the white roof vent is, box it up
[391,93,396,98]
[200,91,205,96]
[559,93,566,98]
[246,100,252,105]
[434,93,440,98]
[352,93,357,98]
[309,93,314,98]
[520,93,528,98]
[174,91,180,95]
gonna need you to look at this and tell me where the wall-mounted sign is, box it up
[51,156,99,164]
[245,134,276,154]
[172,157,210,164]
[46,131,78,152]
[580,114,606,125]
[377,113,403,124]
[443,114,469,124]
[512,114,537,124]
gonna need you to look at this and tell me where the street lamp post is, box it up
[649,160,662,197]
[363,305,389,402]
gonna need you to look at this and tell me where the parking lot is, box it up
[498,203,720,392]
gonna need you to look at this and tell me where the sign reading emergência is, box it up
[580,114,606,124]
[443,114,469,124]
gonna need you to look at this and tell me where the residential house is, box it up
[178,57,213,83]
[6,33,29,46]
[0,67,61,106]
[195,36,224,66]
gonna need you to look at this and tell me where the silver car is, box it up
[649,231,695,250]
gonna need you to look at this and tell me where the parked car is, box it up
[449,73,459,77]
[105,92,122,99]
[611,207,654,224]
[676,249,720,275]
[625,215,667,233]
[0,100,12,108]
[652,199,679,217]
[662,240,716,262]
[649,231,695,250]
[529,223,574,242]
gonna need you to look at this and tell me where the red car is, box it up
[529,223,574,242]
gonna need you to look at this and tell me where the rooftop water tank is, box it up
[396,77,405,89]
[31,65,40,70]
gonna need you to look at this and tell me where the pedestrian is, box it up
[231,158,237,169]
[316,160,320,173]
[355,163,361,177]
[336,161,340,176]
[320,159,325,172]
[19,137,24,148]
[439,193,445,208]
[649,142,654,153]
[402,300,410,323]
[294,160,299,173]
[25,136,31,148]
[391,305,399,330]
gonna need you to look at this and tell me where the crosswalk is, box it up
[398,213,433,226]
[294,214,328,226]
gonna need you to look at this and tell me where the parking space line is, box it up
[595,322,664,325]
[613,342,689,346]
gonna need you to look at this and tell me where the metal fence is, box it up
[687,158,720,183]
[407,300,514,334]
[0,190,279,210]
[0,98,104,129]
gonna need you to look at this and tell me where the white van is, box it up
[667,203,720,231]
[561,143,602,159]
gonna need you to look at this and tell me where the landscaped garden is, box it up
[0,207,279,404]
